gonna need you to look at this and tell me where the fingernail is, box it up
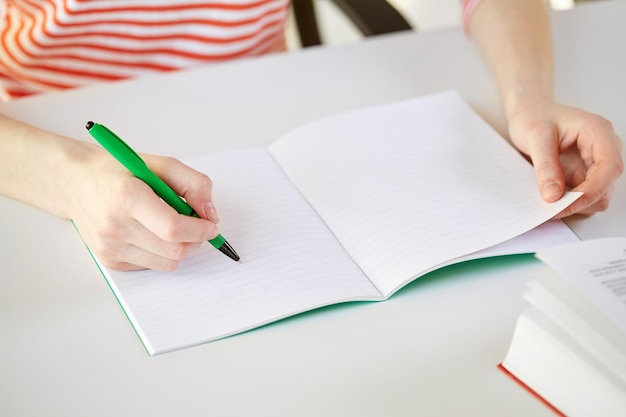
[204,202,220,223]
[542,182,562,201]
[208,224,220,239]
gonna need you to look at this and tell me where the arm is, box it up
[0,114,220,271]
[467,0,623,218]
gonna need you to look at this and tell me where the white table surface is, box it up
[1,1,624,416]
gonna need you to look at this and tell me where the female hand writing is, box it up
[0,114,221,271]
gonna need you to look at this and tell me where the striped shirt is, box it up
[0,0,480,101]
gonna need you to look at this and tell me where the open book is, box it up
[500,238,626,417]
[88,91,581,355]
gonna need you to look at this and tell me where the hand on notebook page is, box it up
[467,0,624,218]
[71,147,222,271]
[0,114,221,272]
[505,97,623,219]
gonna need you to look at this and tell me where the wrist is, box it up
[26,132,101,220]
[503,87,554,123]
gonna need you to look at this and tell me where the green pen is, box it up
[85,121,240,262]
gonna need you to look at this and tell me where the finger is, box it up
[99,238,201,272]
[145,155,219,223]
[559,147,587,188]
[119,217,205,266]
[86,221,182,271]
[127,181,219,245]
[553,189,613,219]
[120,241,204,271]
[87,203,204,270]
[556,161,619,218]
[561,142,622,216]
[526,125,567,202]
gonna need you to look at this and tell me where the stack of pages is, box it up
[501,237,626,416]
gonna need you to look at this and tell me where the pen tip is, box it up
[219,240,240,262]
[85,121,94,130]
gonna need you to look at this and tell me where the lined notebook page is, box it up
[450,219,579,265]
[269,91,580,297]
[424,219,580,277]
[99,149,380,355]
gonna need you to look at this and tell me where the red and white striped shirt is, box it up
[0,0,481,101]
[0,0,290,100]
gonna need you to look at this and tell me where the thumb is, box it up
[526,127,566,203]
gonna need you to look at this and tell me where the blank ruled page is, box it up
[269,91,580,297]
[98,149,380,355]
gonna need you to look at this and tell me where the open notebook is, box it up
[88,91,581,355]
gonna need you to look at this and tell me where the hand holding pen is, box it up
[76,122,239,271]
